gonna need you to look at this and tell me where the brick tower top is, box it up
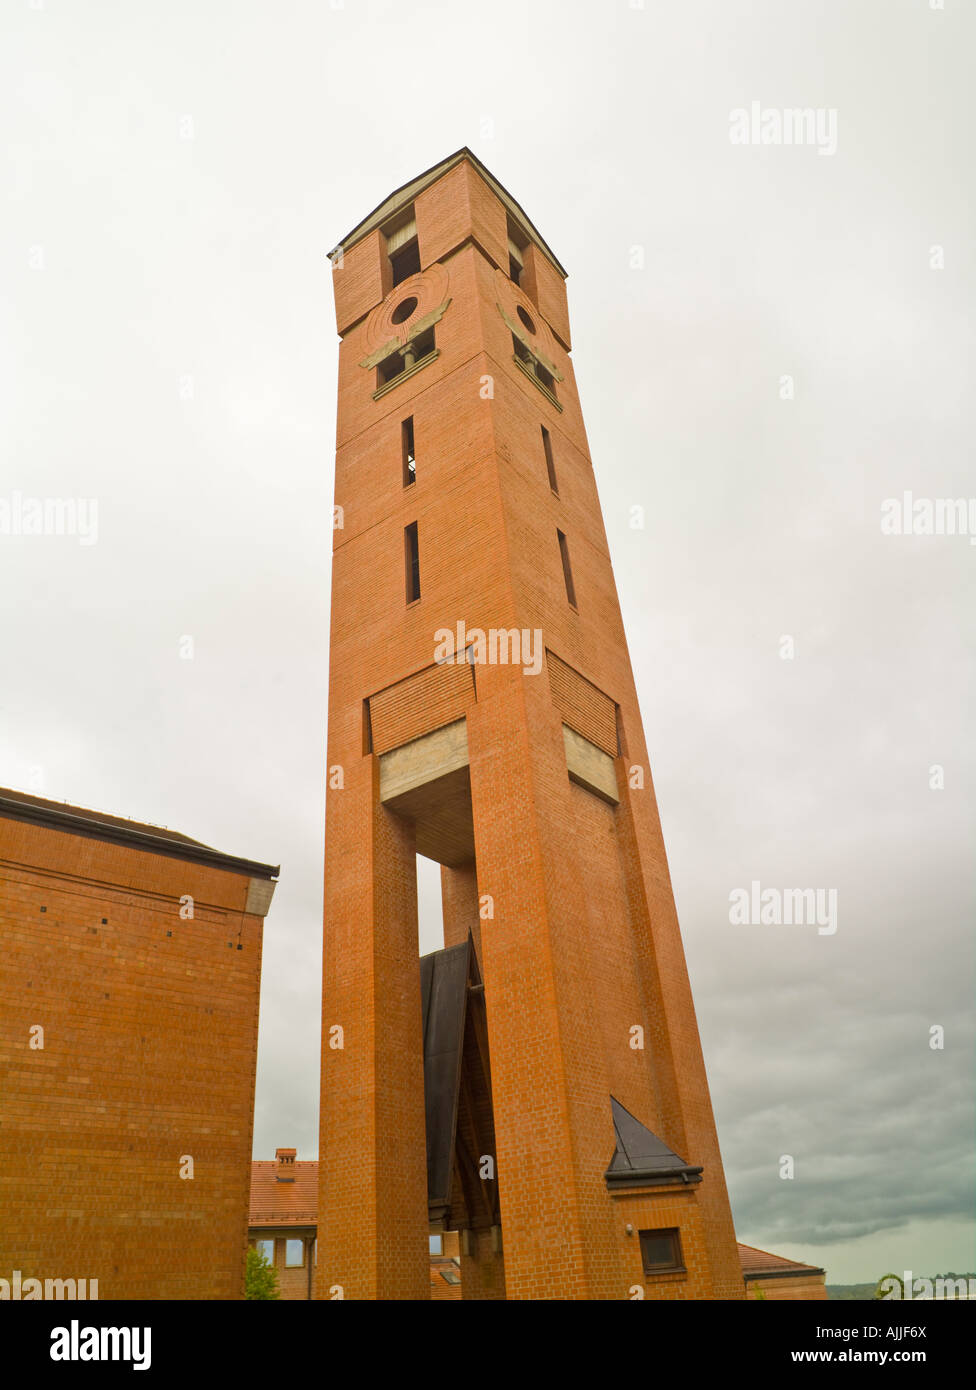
[328,148,571,349]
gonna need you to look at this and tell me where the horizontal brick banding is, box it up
[546,650,617,756]
[369,659,475,755]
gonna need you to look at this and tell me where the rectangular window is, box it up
[536,361,556,394]
[285,1239,305,1268]
[507,221,528,290]
[557,529,577,608]
[402,416,416,486]
[542,426,558,494]
[376,327,436,394]
[512,332,533,366]
[391,238,421,286]
[429,1234,443,1256]
[639,1228,684,1275]
[405,522,420,603]
[512,333,557,401]
[384,207,420,288]
[378,351,405,388]
[255,1239,274,1264]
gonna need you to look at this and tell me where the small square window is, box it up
[512,333,557,401]
[285,1239,305,1268]
[376,328,436,393]
[638,1227,684,1275]
[537,365,555,393]
[513,332,533,367]
[255,1239,275,1265]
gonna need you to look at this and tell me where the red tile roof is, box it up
[249,1160,318,1228]
[430,1257,462,1300]
[738,1242,825,1277]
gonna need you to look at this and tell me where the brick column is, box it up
[459,1227,506,1301]
[440,862,481,962]
[318,756,429,1300]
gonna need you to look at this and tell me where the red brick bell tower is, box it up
[318,149,743,1301]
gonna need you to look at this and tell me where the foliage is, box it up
[245,1247,280,1300]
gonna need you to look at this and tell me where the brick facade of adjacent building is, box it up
[251,1154,822,1302]
[249,1148,318,1299]
[248,1150,462,1300]
[0,788,277,1299]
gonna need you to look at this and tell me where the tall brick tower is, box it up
[319,150,743,1301]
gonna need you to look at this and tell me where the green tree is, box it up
[245,1247,281,1300]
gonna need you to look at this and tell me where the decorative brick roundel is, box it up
[492,266,561,382]
[363,262,451,357]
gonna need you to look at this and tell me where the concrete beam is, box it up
[563,724,619,805]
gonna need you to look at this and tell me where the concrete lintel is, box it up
[379,719,469,803]
[563,725,619,805]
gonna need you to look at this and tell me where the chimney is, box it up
[275,1147,297,1182]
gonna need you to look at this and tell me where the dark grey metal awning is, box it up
[421,938,499,1232]
[421,941,470,1219]
[605,1096,703,1190]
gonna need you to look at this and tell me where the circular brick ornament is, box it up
[363,262,450,356]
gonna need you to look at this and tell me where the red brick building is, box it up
[0,787,277,1299]
[739,1243,827,1300]
[248,1148,318,1300]
[247,1150,464,1301]
[318,150,745,1299]
[252,1153,823,1302]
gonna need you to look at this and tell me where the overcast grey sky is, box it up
[1,0,973,1287]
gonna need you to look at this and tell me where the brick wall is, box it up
[249,1234,316,1300]
[745,1274,828,1301]
[0,814,271,1299]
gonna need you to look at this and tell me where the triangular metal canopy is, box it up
[604,1096,703,1190]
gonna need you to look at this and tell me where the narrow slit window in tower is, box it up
[405,521,420,603]
[557,529,577,608]
[542,426,558,494]
[403,417,416,486]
